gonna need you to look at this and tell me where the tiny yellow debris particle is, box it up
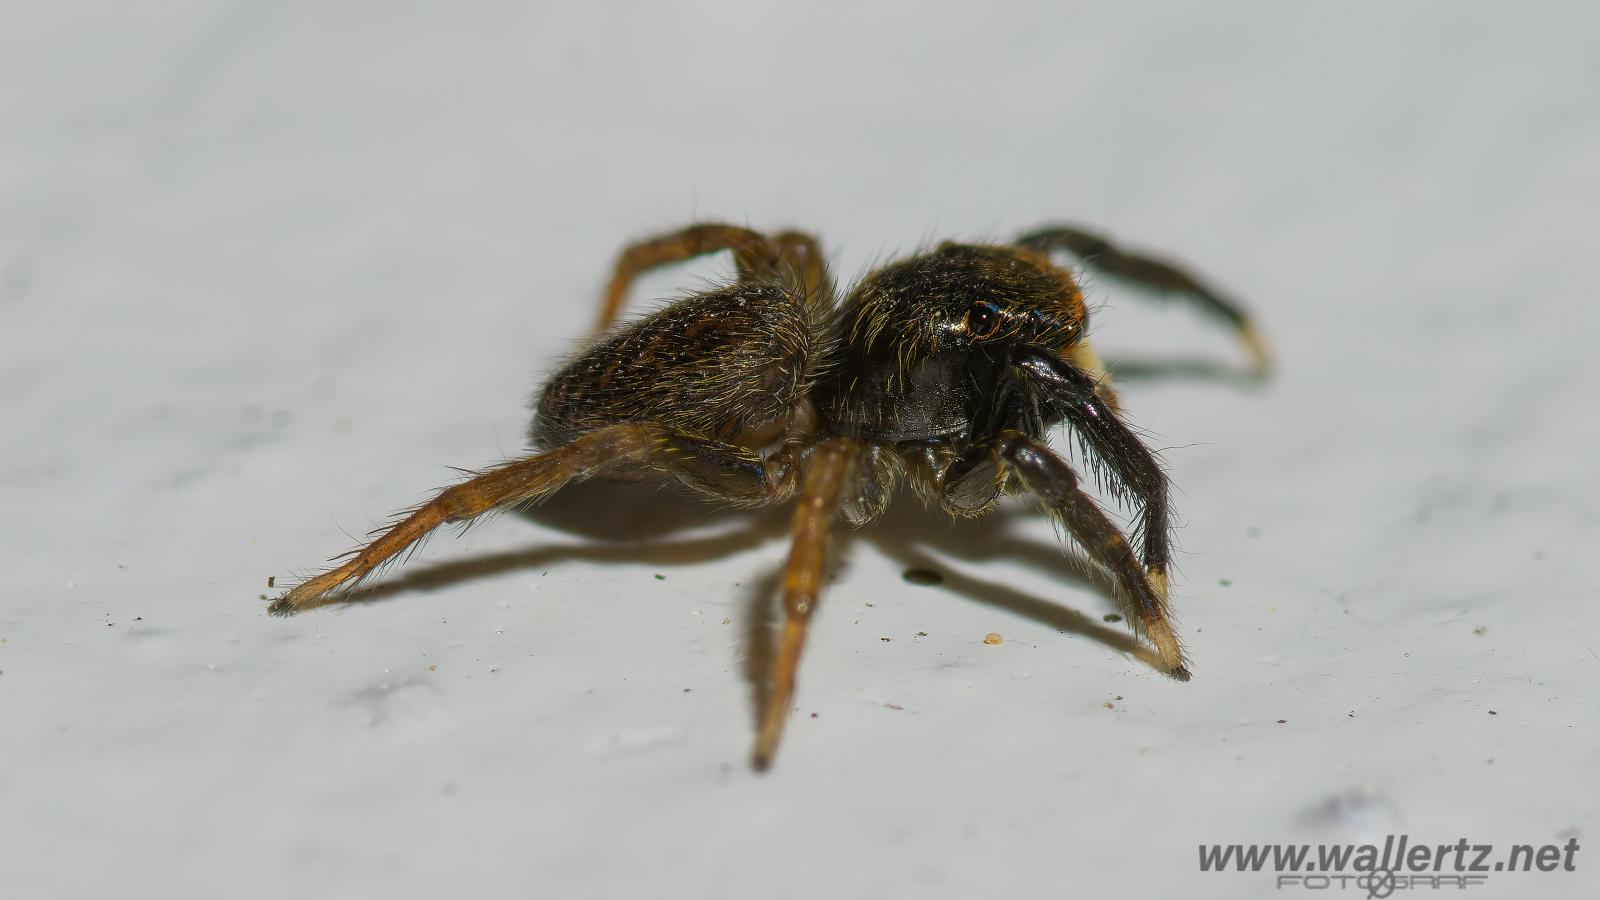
[983,632,1003,646]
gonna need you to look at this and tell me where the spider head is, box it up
[822,242,1088,439]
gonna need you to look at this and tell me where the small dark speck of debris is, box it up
[1218,578,1233,587]
[1473,626,1487,636]
[267,576,275,588]
[810,712,818,718]
[1276,719,1287,724]
[134,616,141,621]
[1488,710,1498,716]
[1102,613,1123,624]
[902,568,943,586]
[885,702,904,711]
[259,594,268,601]
[682,688,691,693]
[653,574,665,581]
[880,636,891,642]
[915,631,928,637]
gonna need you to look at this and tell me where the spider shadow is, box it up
[861,501,1158,666]
[331,480,792,605]
[329,478,1163,735]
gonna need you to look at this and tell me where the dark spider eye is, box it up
[964,301,1002,338]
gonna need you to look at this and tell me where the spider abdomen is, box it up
[531,282,823,449]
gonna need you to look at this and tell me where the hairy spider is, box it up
[272,221,1268,769]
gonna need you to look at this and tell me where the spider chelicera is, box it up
[272,221,1268,769]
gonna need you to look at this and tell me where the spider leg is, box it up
[593,223,834,337]
[271,423,793,615]
[1015,223,1271,375]
[753,437,859,770]
[955,430,1188,679]
[769,229,836,312]
[1068,337,1123,414]
[1013,347,1174,605]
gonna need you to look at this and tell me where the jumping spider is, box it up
[272,221,1268,769]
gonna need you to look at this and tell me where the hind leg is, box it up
[593,222,832,335]
[272,424,794,614]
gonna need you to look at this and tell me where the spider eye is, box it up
[964,301,1002,338]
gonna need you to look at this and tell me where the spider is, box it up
[271,221,1268,769]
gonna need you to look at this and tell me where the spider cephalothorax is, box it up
[823,242,1087,442]
[273,221,1268,770]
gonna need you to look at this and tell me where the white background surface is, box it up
[3,2,1597,898]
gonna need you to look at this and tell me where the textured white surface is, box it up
[3,2,1597,898]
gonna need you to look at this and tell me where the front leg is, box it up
[1016,223,1271,375]
[1014,348,1174,605]
[945,432,1189,679]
